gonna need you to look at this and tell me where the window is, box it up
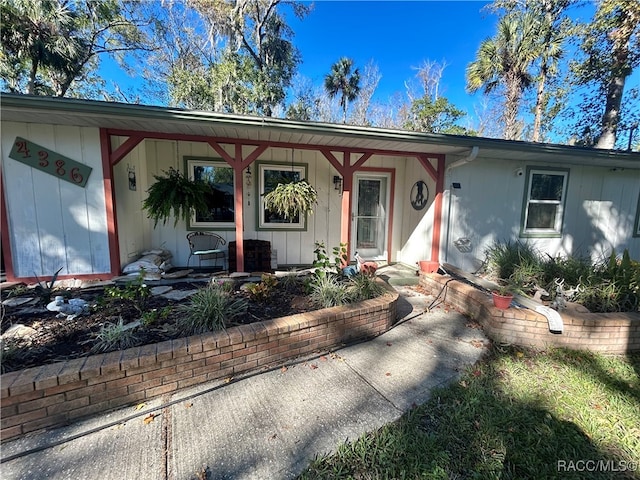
[258,162,307,230]
[186,158,235,229]
[521,168,569,237]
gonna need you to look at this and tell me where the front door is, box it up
[351,173,390,261]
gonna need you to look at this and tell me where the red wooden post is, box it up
[99,128,122,277]
[233,166,244,272]
[430,155,446,268]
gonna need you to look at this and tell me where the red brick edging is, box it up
[1,287,399,442]
[420,273,640,354]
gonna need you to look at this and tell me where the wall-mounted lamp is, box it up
[333,175,343,192]
[245,165,252,186]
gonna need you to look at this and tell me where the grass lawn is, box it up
[298,346,640,480]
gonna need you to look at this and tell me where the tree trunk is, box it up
[532,71,546,142]
[503,76,521,140]
[595,1,637,149]
[27,57,39,95]
[595,74,625,149]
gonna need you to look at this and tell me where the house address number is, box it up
[9,137,92,188]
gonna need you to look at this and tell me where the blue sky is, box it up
[108,0,498,114]
[105,0,602,134]
[287,1,497,112]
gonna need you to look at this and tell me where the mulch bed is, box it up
[1,279,312,373]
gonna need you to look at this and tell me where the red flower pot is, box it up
[492,291,514,310]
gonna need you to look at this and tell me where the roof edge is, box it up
[2,93,639,162]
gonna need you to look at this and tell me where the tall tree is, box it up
[572,0,640,149]
[179,0,310,116]
[324,57,361,124]
[349,61,381,126]
[404,97,473,135]
[285,75,320,121]
[403,60,473,135]
[466,12,540,140]
[488,0,574,142]
[0,0,150,98]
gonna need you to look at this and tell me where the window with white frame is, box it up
[521,168,569,236]
[258,162,307,230]
[186,158,235,229]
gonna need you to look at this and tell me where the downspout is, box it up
[446,146,479,173]
[444,146,479,263]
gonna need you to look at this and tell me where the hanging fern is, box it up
[143,167,210,227]
[263,179,318,219]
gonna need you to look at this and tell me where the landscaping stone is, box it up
[160,289,199,301]
[1,297,36,307]
[1,323,37,341]
[229,272,250,278]
[150,286,173,296]
[162,269,193,279]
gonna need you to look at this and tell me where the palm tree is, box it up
[466,12,540,140]
[0,0,79,95]
[530,1,568,142]
[324,57,361,123]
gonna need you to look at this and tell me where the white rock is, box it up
[2,324,37,340]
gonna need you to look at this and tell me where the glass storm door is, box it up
[351,173,390,260]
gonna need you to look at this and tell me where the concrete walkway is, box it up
[1,267,489,480]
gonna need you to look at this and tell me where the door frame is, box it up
[350,168,395,262]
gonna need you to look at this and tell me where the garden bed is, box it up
[0,278,311,373]
[420,272,640,354]
[0,277,399,442]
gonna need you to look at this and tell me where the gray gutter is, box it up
[2,93,640,165]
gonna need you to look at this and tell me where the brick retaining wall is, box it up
[420,273,640,354]
[1,289,398,442]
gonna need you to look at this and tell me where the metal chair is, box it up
[186,232,227,269]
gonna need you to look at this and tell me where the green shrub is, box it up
[310,272,384,308]
[313,241,348,275]
[141,306,171,327]
[91,317,139,353]
[572,249,640,313]
[103,271,150,315]
[347,274,385,302]
[541,254,593,288]
[177,284,247,334]
[484,240,540,282]
[309,274,349,308]
[484,242,640,313]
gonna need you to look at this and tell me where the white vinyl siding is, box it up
[2,122,110,277]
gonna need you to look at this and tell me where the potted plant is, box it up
[491,281,519,310]
[263,179,318,219]
[142,168,210,227]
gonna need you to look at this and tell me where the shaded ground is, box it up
[0,278,312,373]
